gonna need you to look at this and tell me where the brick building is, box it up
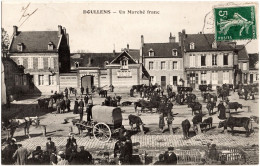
[8,25,70,94]
[179,30,242,89]
[248,53,259,84]
[141,33,184,90]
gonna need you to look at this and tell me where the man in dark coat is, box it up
[64,87,68,98]
[77,146,92,164]
[81,87,84,95]
[74,99,79,114]
[46,137,56,155]
[164,147,177,165]
[84,95,89,105]
[86,86,89,95]
[86,104,93,122]
[60,98,66,114]
[65,97,71,112]
[79,99,84,121]
[12,144,30,165]
[218,101,226,120]
[2,139,18,164]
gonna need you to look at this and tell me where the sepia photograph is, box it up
[1,1,259,165]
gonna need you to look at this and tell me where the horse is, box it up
[6,116,40,139]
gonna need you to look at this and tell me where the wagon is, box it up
[75,105,122,142]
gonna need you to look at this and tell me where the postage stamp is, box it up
[214,6,257,41]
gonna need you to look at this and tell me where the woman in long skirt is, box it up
[73,100,79,114]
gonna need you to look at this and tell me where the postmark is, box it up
[214,6,257,41]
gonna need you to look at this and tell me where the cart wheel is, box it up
[93,122,111,142]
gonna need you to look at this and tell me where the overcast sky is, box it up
[2,1,259,53]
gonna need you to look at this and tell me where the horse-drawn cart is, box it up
[75,106,122,142]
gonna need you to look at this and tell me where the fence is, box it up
[218,148,244,162]
[175,149,202,164]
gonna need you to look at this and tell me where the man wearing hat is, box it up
[79,99,84,121]
[218,100,226,120]
[77,146,92,164]
[164,147,177,165]
[46,137,56,155]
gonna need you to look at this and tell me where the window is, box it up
[23,75,27,85]
[201,55,206,66]
[256,74,259,80]
[17,43,23,51]
[223,54,228,65]
[212,71,218,84]
[117,70,132,78]
[39,75,44,85]
[28,57,33,69]
[190,42,195,50]
[161,61,166,70]
[243,63,247,70]
[17,57,23,65]
[212,54,217,66]
[149,49,154,57]
[201,71,207,84]
[75,62,79,68]
[172,49,178,56]
[48,57,54,69]
[38,57,44,69]
[15,75,19,85]
[49,75,54,85]
[187,74,190,84]
[121,60,128,69]
[173,76,178,86]
[149,62,154,70]
[150,76,154,84]
[173,61,178,70]
[48,42,54,50]
[212,41,217,48]
[223,71,229,84]
[190,54,195,67]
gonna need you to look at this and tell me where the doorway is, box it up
[81,75,94,89]
[250,74,253,84]
[161,76,166,89]
[173,76,178,86]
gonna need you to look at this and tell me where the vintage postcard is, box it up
[1,1,259,165]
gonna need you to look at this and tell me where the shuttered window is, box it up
[28,57,33,69]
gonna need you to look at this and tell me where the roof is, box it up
[70,53,120,69]
[110,51,138,64]
[9,31,61,53]
[128,49,140,60]
[184,34,235,52]
[248,53,259,69]
[236,45,249,60]
[143,42,182,58]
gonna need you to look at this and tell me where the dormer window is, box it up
[190,42,195,50]
[48,42,54,50]
[149,49,154,57]
[120,56,128,69]
[172,49,178,56]
[17,57,23,65]
[17,43,23,52]
[75,62,79,68]
[212,41,217,49]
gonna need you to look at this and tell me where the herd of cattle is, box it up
[34,83,259,138]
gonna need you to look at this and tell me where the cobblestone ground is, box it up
[1,88,259,164]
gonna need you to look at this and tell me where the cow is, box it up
[218,117,252,136]
[132,85,144,92]
[206,101,215,115]
[188,102,202,115]
[121,101,132,106]
[181,119,191,139]
[228,102,242,112]
[192,114,203,134]
[99,90,107,98]
[128,114,144,134]
[200,117,213,131]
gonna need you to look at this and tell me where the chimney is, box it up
[66,34,69,47]
[63,28,66,35]
[169,32,176,43]
[13,26,18,36]
[58,25,63,36]
[127,44,129,52]
[141,35,144,46]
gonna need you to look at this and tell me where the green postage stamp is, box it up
[214,5,257,41]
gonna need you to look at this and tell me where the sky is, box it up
[2,1,259,53]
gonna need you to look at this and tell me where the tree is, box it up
[2,28,10,52]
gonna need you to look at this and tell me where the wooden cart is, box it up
[75,105,123,142]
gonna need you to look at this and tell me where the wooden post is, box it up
[42,125,47,137]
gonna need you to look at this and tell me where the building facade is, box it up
[142,33,184,89]
[179,30,243,89]
[8,25,70,94]
[248,53,259,84]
